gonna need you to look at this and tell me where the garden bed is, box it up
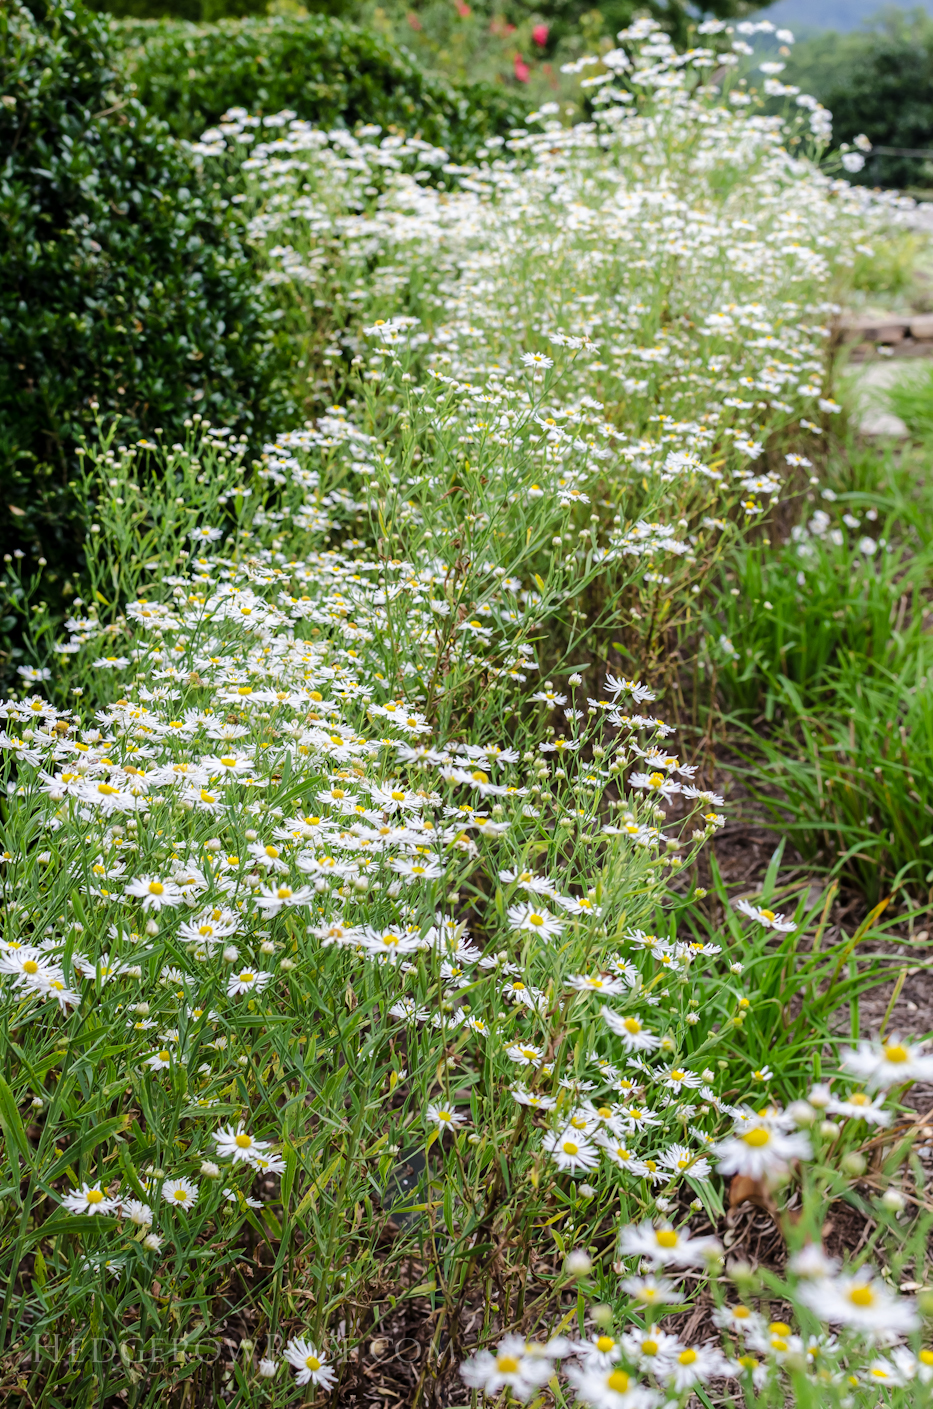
[1,5,932,1407]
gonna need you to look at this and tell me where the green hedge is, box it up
[87,0,269,22]
[0,0,280,591]
[788,15,933,190]
[112,14,527,154]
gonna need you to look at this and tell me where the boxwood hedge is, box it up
[112,13,526,153]
[0,0,279,592]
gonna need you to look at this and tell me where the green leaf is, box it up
[117,1145,149,1203]
[44,1116,128,1183]
[28,1214,118,1246]
[0,1075,31,1172]
[282,1140,297,1214]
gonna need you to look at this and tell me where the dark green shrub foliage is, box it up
[0,0,276,580]
[88,0,269,22]
[114,14,526,153]
[789,14,933,190]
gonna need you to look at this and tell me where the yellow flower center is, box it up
[173,1189,188,1201]
[919,1350,933,1367]
[264,845,279,858]
[596,1335,615,1353]
[607,1371,629,1392]
[848,1093,869,1106]
[86,1189,104,1205]
[734,1306,751,1319]
[305,1355,321,1372]
[760,908,776,922]
[655,1229,678,1249]
[497,1355,520,1374]
[642,1339,658,1356]
[597,1107,612,1119]
[239,972,255,984]
[528,914,544,926]
[742,1127,770,1147]
[849,1285,874,1308]
[623,1018,641,1034]
[158,1050,170,1062]
[561,1140,579,1156]
[23,960,39,975]
[738,1355,758,1371]
[769,1323,791,1336]
[148,881,164,896]
[235,1134,252,1149]
[678,1349,697,1366]
[884,1044,908,1064]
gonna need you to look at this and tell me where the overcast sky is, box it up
[757,0,933,31]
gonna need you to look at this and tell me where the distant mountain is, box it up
[757,0,933,33]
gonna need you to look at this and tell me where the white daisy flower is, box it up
[798,1272,918,1337]
[162,1177,199,1210]
[735,898,796,931]
[125,875,184,910]
[601,1009,661,1050]
[840,1035,933,1089]
[714,1113,811,1181]
[619,1220,721,1267]
[226,968,272,997]
[542,1128,599,1174]
[506,902,564,940]
[213,1123,272,1164]
[426,1102,466,1137]
[460,1335,553,1400]
[60,1182,118,1215]
[283,1337,336,1389]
